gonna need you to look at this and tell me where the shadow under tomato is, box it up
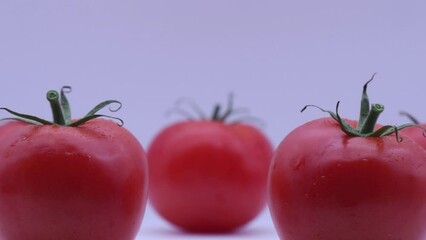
[142,225,274,237]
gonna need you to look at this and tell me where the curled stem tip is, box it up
[61,86,72,93]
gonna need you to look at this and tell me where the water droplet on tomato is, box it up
[292,158,305,170]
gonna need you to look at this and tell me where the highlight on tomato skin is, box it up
[0,87,149,240]
[267,76,426,240]
[147,94,274,233]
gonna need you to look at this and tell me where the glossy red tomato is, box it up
[0,88,148,240]
[268,79,426,240]
[147,98,273,232]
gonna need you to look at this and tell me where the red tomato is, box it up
[0,88,148,240]
[268,78,426,240]
[147,97,273,232]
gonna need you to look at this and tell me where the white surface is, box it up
[136,204,279,240]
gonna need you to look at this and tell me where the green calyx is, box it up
[167,93,263,125]
[301,74,425,142]
[0,86,123,127]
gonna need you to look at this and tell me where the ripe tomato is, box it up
[147,96,273,232]
[268,77,426,240]
[0,87,148,240]
[400,112,426,149]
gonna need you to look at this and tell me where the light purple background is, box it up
[1,1,426,239]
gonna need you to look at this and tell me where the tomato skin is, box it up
[402,124,426,149]
[148,120,273,232]
[268,117,426,240]
[0,119,148,240]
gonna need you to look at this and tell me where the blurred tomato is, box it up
[148,96,273,232]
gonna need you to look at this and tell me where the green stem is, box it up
[360,104,384,134]
[211,104,221,121]
[60,86,72,125]
[357,73,375,129]
[46,90,66,125]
